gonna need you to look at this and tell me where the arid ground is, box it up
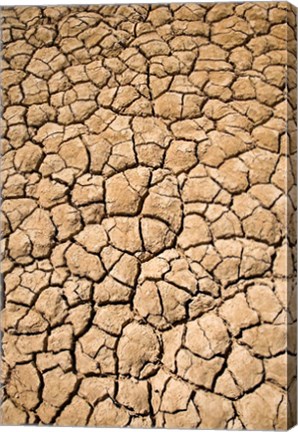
[1,2,297,429]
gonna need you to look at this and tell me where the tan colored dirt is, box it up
[0,3,297,429]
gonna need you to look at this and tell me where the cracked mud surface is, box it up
[0,2,297,429]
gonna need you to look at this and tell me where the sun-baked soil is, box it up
[1,3,297,429]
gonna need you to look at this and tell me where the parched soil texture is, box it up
[1,3,297,429]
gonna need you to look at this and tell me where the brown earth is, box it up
[0,2,297,429]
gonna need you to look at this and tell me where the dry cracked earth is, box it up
[0,2,297,430]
